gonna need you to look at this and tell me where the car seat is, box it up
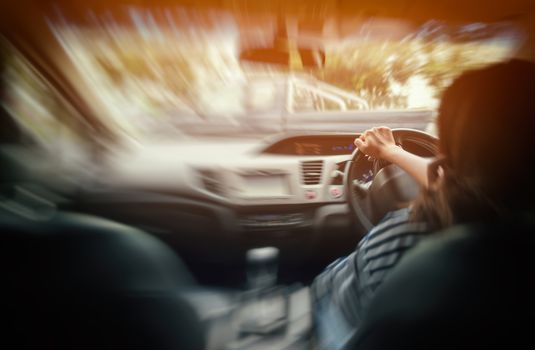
[349,214,535,349]
[0,208,205,350]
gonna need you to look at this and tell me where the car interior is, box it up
[1,1,534,349]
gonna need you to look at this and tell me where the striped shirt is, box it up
[312,208,428,348]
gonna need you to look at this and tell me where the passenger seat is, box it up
[0,207,205,350]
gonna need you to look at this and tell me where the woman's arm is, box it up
[354,127,431,188]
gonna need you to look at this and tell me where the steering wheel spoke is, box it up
[352,179,370,197]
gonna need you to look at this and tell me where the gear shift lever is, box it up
[246,247,279,290]
[239,247,287,335]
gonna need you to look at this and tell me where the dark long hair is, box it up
[412,59,535,230]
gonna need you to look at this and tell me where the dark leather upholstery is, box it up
[0,211,205,350]
[351,215,535,350]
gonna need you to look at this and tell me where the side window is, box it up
[1,40,81,151]
[0,38,90,174]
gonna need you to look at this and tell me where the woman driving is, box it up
[312,59,535,349]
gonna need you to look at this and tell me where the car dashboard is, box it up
[195,134,360,207]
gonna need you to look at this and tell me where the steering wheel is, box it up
[344,128,439,232]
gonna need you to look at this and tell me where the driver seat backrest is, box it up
[350,213,535,350]
[0,210,204,350]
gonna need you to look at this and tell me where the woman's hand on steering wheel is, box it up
[354,127,400,162]
[346,128,439,231]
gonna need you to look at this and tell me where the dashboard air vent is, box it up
[300,160,324,185]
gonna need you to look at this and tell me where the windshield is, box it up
[7,7,523,142]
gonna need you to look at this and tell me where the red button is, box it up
[304,190,316,200]
[330,187,342,198]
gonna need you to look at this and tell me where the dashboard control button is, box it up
[330,187,343,198]
[304,190,316,200]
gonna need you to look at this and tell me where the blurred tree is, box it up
[311,41,422,108]
[306,37,508,109]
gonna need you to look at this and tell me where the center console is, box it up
[181,247,313,350]
[187,286,311,350]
